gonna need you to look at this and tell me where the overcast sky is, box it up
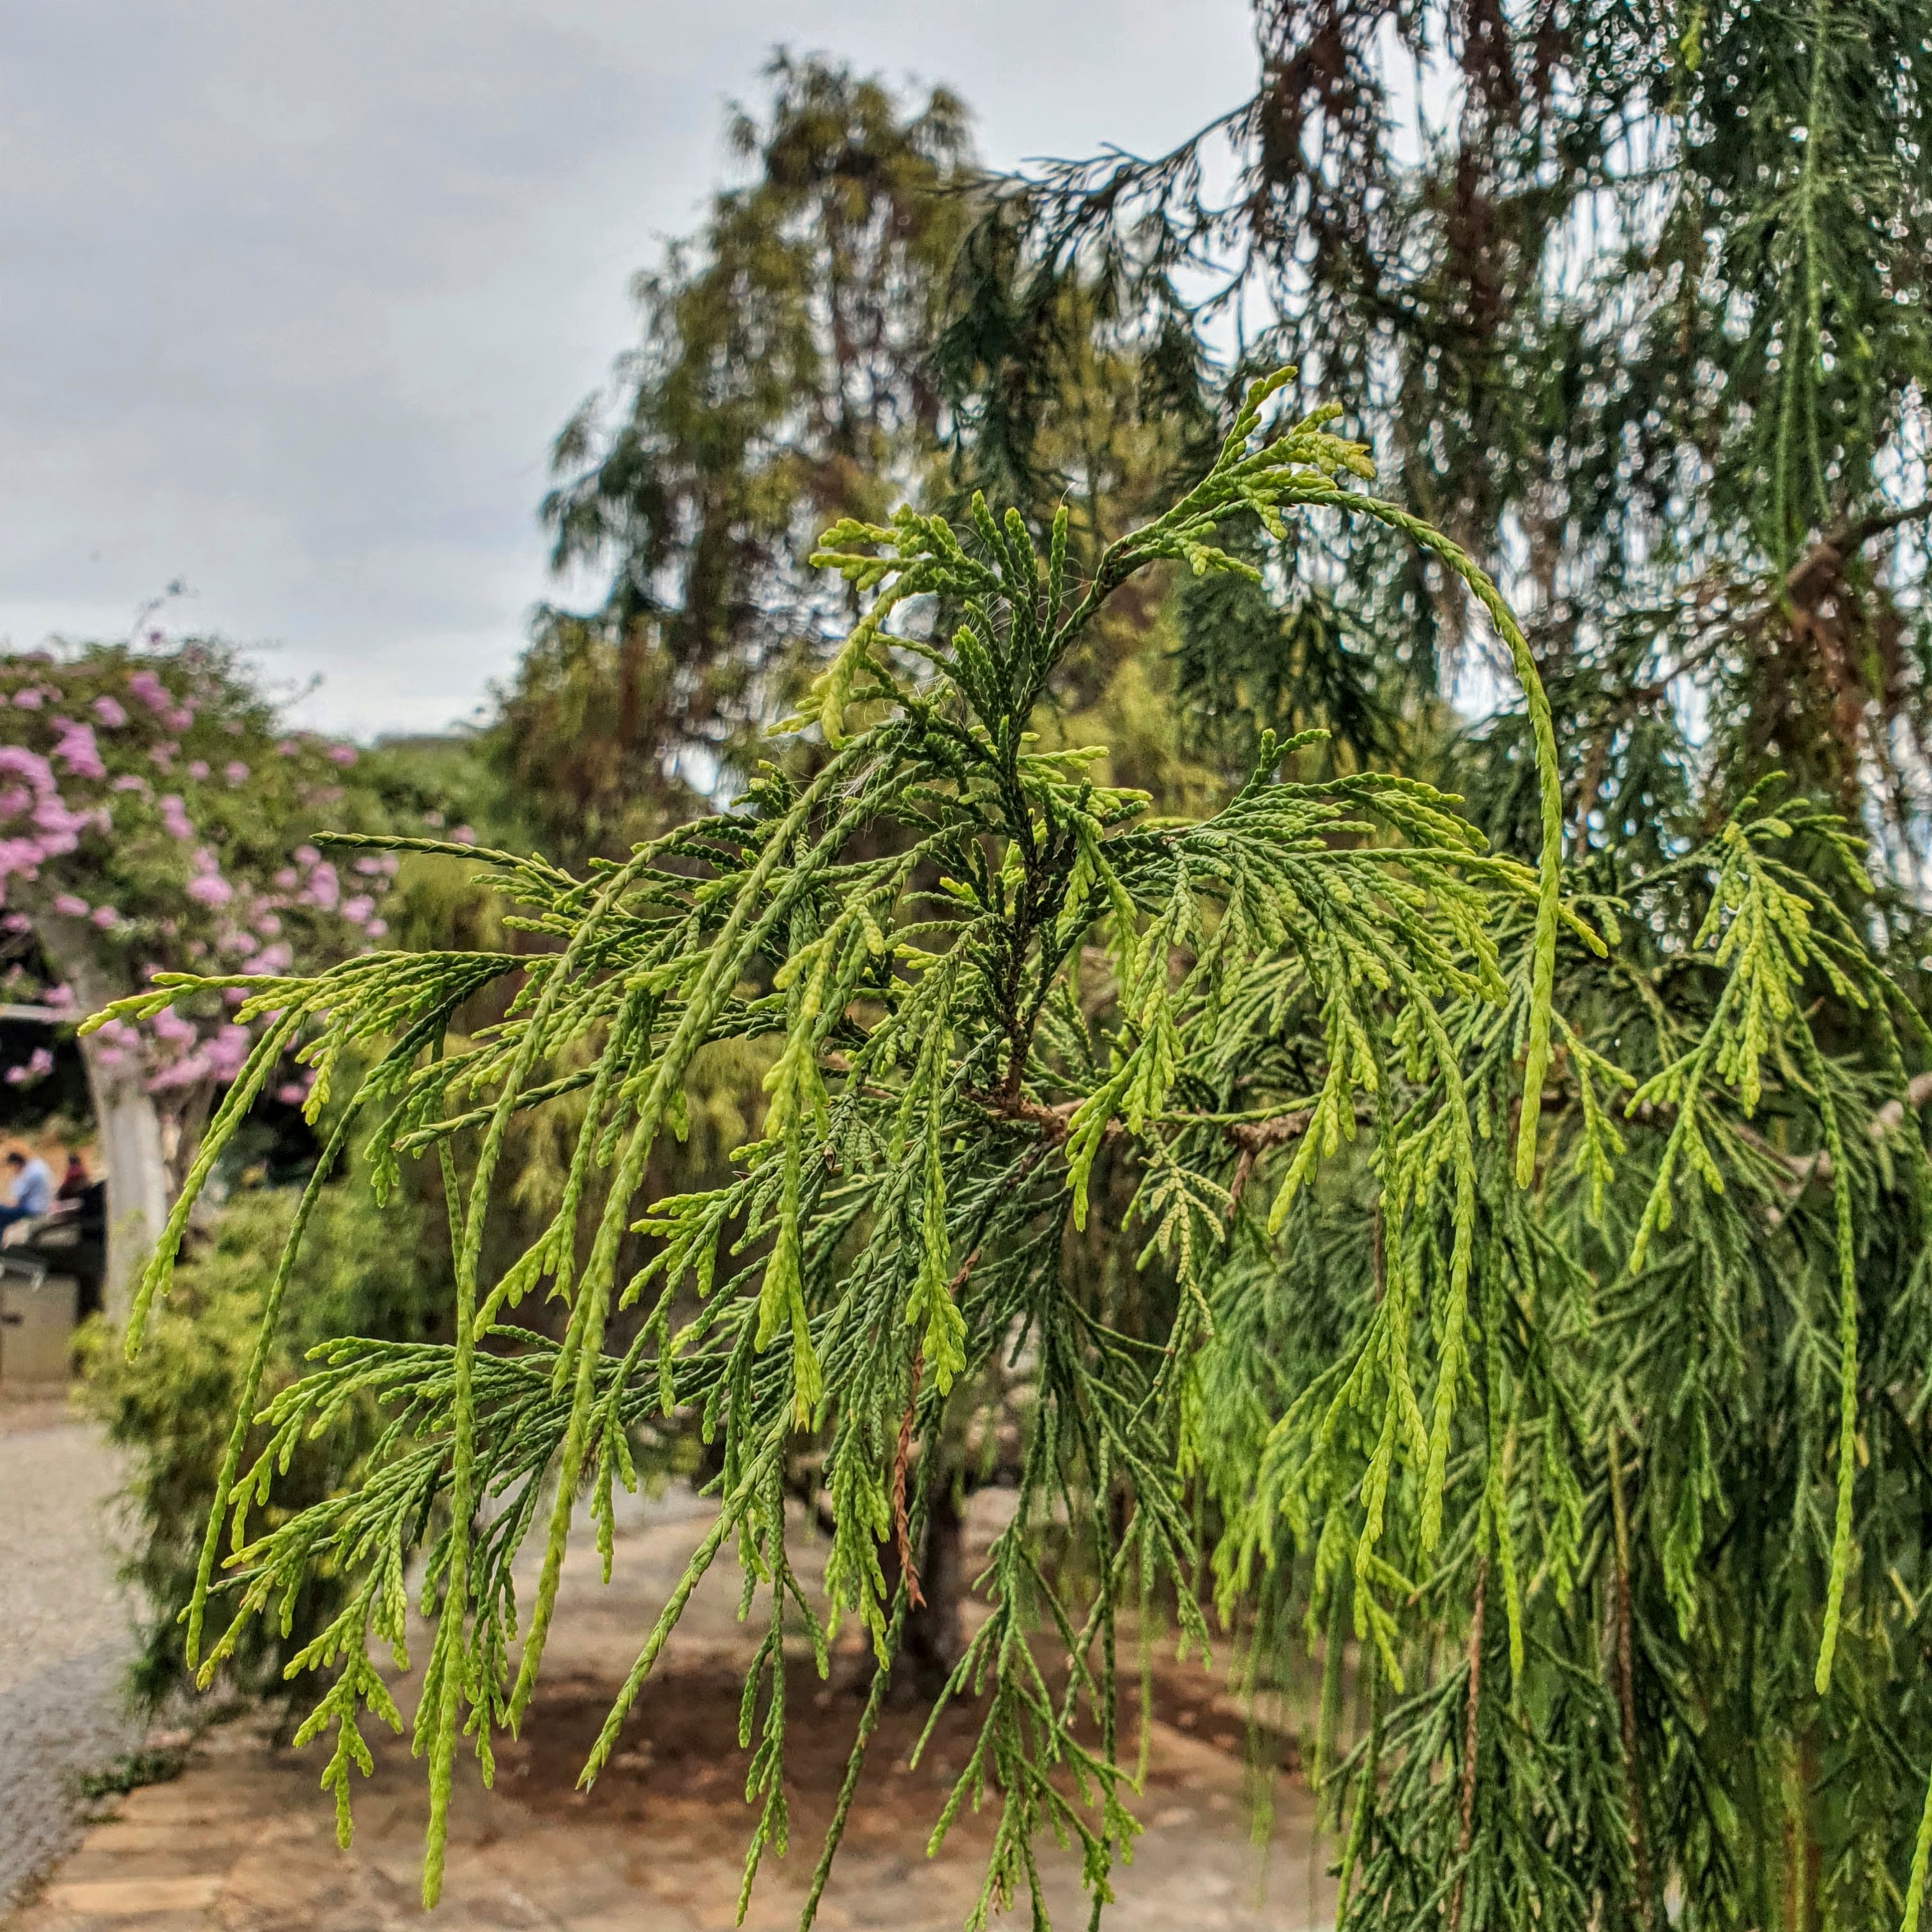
[1,2,1257,740]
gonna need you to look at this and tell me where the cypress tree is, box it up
[95,14,1932,1926]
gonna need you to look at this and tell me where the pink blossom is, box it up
[0,840,43,882]
[224,761,249,785]
[166,707,195,732]
[187,760,210,781]
[0,746,54,792]
[422,809,445,828]
[365,917,388,938]
[185,873,233,907]
[222,986,249,1006]
[11,689,41,710]
[326,744,357,767]
[255,913,281,937]
[147,1050,211,1092]
[158,794,194,840]
[89,905,120,930]
[293,845,320,866]
[111,774,147,794]
[51,720,105,781]
[51,893,89,919]
[40,985,75,1013]
[205,1025,251,1084]
[452,825,476,845]
[0,788,31,821]
[31,795,93,852]
[5,1047,54,1087]
[0,913,29,933]
[92,1017,137,1050]
[91,696,128,728]
[273,866,297,889]
[150,1006,197,1049]
[93,1046,125,1070]
[275,739,300,757]
[149,744,174,770]
[252,941,294,974]
[275,1082,309,1106]
[342,894,374,923]
[128,670,170,714]
[302,862,339,912]
[353,856,386,875]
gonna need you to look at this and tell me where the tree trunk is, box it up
[90,1065,169,1330]
[36,916,168,1333]
[894,1485,965,1703]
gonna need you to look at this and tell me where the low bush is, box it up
[79,1173,448,1715]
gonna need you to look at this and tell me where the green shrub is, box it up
[73,1747,187,1800]
[79,1174,447,1715]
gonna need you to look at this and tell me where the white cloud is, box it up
[0,0,1257,737]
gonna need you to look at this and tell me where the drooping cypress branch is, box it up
[84,364,1932,1931]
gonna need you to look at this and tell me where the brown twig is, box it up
[965,1086,1081,1144]
[1784,499,1932,606]
[890,1355,926,1611]
[1223,1107,1316,1221]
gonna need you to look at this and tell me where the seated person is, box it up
[0,1146,55,1234]
[56,1151,88,1201]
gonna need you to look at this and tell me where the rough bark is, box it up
[36,916,167,1332]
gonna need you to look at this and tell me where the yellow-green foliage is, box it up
[87,370,1587,1927]
[100,365,1932,1932]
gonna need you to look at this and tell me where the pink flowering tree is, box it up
[0,639,437,1320]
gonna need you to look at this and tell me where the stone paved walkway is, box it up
[0,1392,139,1915]
[7,1488,1335,1932]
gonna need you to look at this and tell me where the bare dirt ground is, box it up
[6,1480,1335,1932]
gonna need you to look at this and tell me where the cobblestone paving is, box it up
[0,1393,140,1915]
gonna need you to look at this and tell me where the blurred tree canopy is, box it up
[521,54,975,859]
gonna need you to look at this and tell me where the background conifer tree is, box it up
[946,0,1932,870]
[525,54,974,858]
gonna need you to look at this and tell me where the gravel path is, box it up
[0,1394,140,1915]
